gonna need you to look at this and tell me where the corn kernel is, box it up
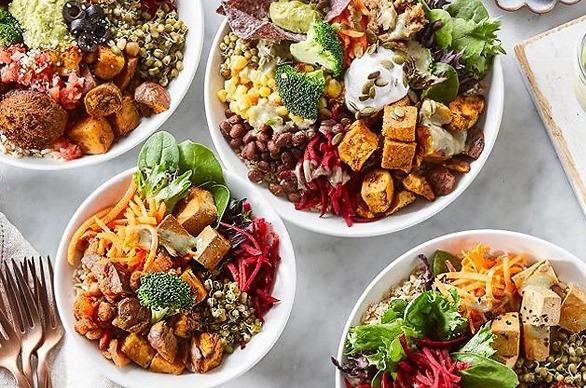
[326,79,343,99]
[231,55,248,72]
[247,88,260,104]
[290,114,303,125]
[235,85,248,98]
[276,106,288,116]
[217,89,228,103]
[259,86,271,98]
[268,78,276,89]
[229,101,239,114]
[248,108,258,121]
[268,93,282,105]
[225,77,238,95]
[240,96,252,110]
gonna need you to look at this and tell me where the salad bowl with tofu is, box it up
[205,0,504,237]
[54,132,296,388]
[334,230,586,388]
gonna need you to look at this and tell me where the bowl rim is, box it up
[333,229,585,387]
[54,167,297,388]
[204,20,505,238]
[0,0,204,171]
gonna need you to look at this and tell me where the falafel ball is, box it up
[0,90,68,150]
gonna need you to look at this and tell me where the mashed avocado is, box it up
[269,0,319,34]
[9,0,74,49]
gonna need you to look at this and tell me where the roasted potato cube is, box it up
[385,190,417,215]
[444,157,471,173]
[491,313,520,366]
[135,82,171,114]
[521,285,561,326]
[402,172,435,201]
[107,339,131,367]
[68,116,114,155]
[149,353,185,375]
[512,260,559,292]
[463,127,485,159]
[85,83,123,117]
[361,169,394,213]
[121,333,156,369]
[112,96,140,136]
[382,105,418,142]
[174,313,196,339]
[426,166,456,196]
[522,324,550,361]
[193,226,231,271]
[447,95,485,132]
[559,284,586,333]
[180,269,207,304]
[355,199,377,219]
[94,46,126,80]
[189,333,224,373]
[175,187,218,236]
[381,139,416,172]
[337,120,379,172]
[115,57,138,90]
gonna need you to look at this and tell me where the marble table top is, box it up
[1,1,586,387]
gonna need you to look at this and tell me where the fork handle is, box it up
[38,360,52,388]
[3,362,32,388]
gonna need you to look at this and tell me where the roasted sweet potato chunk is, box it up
[121,333,156,369]
[135,82,171,114]
[149,353,185,375]
[180,269,207,304]
[85,83,123,117]
[402,172,435,201]
[95,46,126,80]
[337,120,379,172]
[112,96,140,136]
[361,169,394,213]
[385,189,417,215]
[447,95,485,132]
[188,333,224,373]
[68,116,114,155]
[115,57,138,90]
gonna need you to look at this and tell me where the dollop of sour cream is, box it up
[344,48,409,114]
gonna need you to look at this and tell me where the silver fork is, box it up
[25,257,64,388]
[2,259,43,386]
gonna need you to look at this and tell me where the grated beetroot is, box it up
[394,337,467,388]
[295,133,356,226]
[221,216,280,320]
[141,0,177,13]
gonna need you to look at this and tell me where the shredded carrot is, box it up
[435,244,528,330]
[67,208,112,265]
[96,180,137,227]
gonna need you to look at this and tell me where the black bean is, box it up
[242,132,256,144]
[241,142,257,160]
[229,138,243,149]
[229,124,246,138]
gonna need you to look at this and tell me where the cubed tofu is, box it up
[175,187,218,236]
[111,96,140,136]
[522,324,550,361]
[121,333,156,369]
[68,117,114,155]
[180,269,207,304]
[559,283,586,333]
[361,169,394,213]
[390,96,412,108]
[385,190,417,215]
[447,95,485,132]
[381,139,416,172]
[512,260,559,292]
[520,286,561,326]
[337,121,379,171]
[402,173,435,201]
[157,215,197,257]
[193,226,231,270]
[382,105,418,142]
[491,313,520,365]
[149,353,185,375]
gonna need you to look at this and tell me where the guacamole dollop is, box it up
[9,0,74,49]
[269,0,319,34]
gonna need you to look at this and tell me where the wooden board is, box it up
[515,15,586,217]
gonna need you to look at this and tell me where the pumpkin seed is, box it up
[375,78,389,87]
[382,42,395,50]
[360,106,376,116]
[332,133,344,146]
[394,107,405,118]
[362,80,374,94]
[366,44,376,55]
[381,60,394,70]
[359,95,369,102]
[368,86,376,98]
[366,29,377,44]
[368,71,381,79]
[393,54,405,65]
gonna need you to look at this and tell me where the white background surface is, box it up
[1,1,586,386]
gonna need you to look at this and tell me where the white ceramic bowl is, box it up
[55,168,297,388]
[334,230,585,387]
[0,0,204,171]
[204,20,504,238]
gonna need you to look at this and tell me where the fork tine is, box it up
[1,262,24,332]
[36,256,52,328]
[11,259,40,328]
[0,308,16,342]
[46,256,61,326]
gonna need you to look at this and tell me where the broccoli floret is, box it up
[137,272,195,324]
[290,20,344,76]
[275,64,325,120]
[0,9,22,48]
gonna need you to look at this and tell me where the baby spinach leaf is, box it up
[154,170,193,212]
[445,0,489,23]
[138,131,179,170]
[429,9,453,48]
[178,141,225,186]
[208,184,231,224]
[423,63,459,104]
[453,352,519,388]
[458,322,496,358]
